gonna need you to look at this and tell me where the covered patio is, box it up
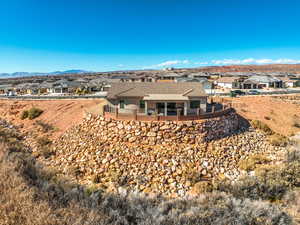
[142,94,191,116]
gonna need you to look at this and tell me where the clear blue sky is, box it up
[1,0,300,72]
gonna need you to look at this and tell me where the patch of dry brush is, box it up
[0,121,297,225]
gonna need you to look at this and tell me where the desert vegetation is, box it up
[20,107,43,120]
[0,119,299,224]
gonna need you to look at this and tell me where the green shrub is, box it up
[35,120,54,132]
[238,154,271,172]
[218,149,300,201]
[251,120,274,135]
[191,181,213,194]
[20,110,29,120]
[36,137,52,147]
[27,107,43,120]
[268,134,288,147]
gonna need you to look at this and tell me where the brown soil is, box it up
[230,95,300,136]
[0,99,104,139]
[0,96,299,139]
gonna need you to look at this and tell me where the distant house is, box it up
[0,84,14,95]
[48,79,80,94]
[157,73,184,82]
[106,82,207,116]
[188,72,210,79]
[175,77,213,90]
[39,81,53,94]
[243,76,282,89]
[215,77,241,89]
[15,83,40,95]
[278,77,300,88]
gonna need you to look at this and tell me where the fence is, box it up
[103,104,234,121]
[0,95,106,100]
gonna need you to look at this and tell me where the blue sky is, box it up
[0,0,300,73]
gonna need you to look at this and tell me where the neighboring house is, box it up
[278,77,300,88]
[48,79,80,94]
[88,78,122,92]
[188,72,210,79]
[215,77,241,89]
[106,82,207,116]
[39,81,53,94]
[243,76,282,89]
[15,83,40,95]
[241,79,259,89]
[157,73,184,82]
[175,77,213,90]
[0,84,14,95]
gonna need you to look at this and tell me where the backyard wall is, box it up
[84,110,239,145]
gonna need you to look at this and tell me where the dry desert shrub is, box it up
[0,120,296,225]
[251,120,274,135]
[268,134,288,147]
[217,149,300,202]
[21,107,43,120]
[238,154,271,172]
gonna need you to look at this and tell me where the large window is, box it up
[119,100,125,109]
[190,100,200,109]
[139,100,145,109]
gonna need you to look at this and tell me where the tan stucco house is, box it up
[106,82,207,116]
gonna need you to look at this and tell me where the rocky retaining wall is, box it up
[85,110,240,145]
[49,111,285,197]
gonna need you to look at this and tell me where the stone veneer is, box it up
[87,110,239,145]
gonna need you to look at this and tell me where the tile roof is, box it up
[245,76,281,83]
[107,82,207,99]
[216,76,240,83]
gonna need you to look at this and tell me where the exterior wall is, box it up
[217,82,233,89]
[109,97,143,113]
[284,82,294,88]
[108,96,208,114]
[85,110,239,145]
[188,97,207,113]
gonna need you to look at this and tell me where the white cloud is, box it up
[145,60,190,69]
[141,58,300,70]
[194,61,209,65]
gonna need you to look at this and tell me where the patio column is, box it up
[164,102,167,116]
[184,102,188,116]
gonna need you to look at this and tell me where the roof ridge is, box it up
[114,87,136,97]
[182,88,194,96]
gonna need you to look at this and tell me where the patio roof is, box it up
[143,94,189,101]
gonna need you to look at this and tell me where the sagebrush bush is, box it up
[27,107,43,120]
[36,136,52,147]
[268,134,288,147]
[0,121,294,225]
[251,120,274,135]
[238,154,270,172]
[35,120,54,132]
[218,149,300,201]
[20,110,29,120]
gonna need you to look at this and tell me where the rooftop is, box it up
[216,76,241,83]
[107,82,207,99]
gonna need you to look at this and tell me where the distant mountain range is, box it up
[0,70,91,78]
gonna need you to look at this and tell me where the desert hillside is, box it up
[0,97,299,224]
[192,64,300,73]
